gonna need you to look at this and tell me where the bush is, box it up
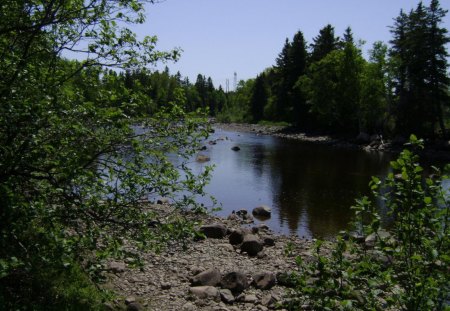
[285,135,449,310]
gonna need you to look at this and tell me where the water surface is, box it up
[189,128,394,239]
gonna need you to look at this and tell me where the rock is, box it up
[227,213,240,221]
[182,302,196,311]
[161,282,171,290]
[252,206,271,218]
[228,229,246,245]
[126,302,144,311]
[156,197,169,205]
[200,223,227,239]
[236,209,248,217]
[253,272,276,290]
[219,243,235,252]
[191,268,222,286]
[239,294,257,303]
[261,235,275,247]
[221,271,249,294]
[219,288,235,304]
[196,154,211,162]
[261,294,275,306]
[240,234,263,256]
[199,146,207,151]
[189,286,220,300]
[108,261,126,273]
[365,229,391,248]
[125,296,136,305]
[231,146,240,151]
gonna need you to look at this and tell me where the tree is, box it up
[310,24,340,63]
[0,0,210,307]
[360,42,390,134]
[389,0,450,137]
[251,74,268,123]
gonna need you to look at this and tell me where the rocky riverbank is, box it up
[215,123,450,161]
[101,203,325,311]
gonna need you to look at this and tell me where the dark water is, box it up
[188,128,396,239]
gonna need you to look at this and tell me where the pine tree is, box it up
[251,74,268,123]
[390,1,449,137]
[310,24,340,63]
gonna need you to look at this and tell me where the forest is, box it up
[0,0,448,310]
[115,0,449,139]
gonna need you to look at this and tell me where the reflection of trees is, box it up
[268,140,392,238]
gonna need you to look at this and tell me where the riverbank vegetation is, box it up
[110,1,450,140]
[284,136,449,310]
[219,1,450,140]
[0,0,211,309]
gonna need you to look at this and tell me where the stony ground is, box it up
[102,206,322,311]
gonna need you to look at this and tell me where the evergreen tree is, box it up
[310,24,340,63]
[251,74,268,123]
[390,0,449,137]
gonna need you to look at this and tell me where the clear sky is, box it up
[135,0,450,89]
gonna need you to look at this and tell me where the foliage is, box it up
[233,1,449,139]
[284,135,449,310]
[0,0,213,308]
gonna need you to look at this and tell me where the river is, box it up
[187,128,397,239]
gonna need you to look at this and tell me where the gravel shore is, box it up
[102,204,322,311]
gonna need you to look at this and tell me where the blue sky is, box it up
[135,0,450,89]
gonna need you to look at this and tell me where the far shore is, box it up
[214,122,450,162]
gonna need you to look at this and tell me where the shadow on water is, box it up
[190,128,395,239]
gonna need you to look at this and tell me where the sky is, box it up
[134,0,450,89]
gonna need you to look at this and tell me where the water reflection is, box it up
[191,128,394,239]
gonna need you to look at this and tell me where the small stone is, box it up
[161,282,171,290]
[252,206,271,218]
[219,243,235,252]
[262,236,275,246]
[231,146,240,151]
[156,197,169,205]
[189,286,220,300]
[191,268,221,287]
[126,302,144,311]
[196,154,211,162]
[220,288,235,304]
[253,272,276,290]
[182,302,196,311]
[108,261,126,273]
[261,294,274,306]
[125,296,136,305]
[242,294,258,303]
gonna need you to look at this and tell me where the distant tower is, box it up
[226,79,229,93]
[233,72,237,91]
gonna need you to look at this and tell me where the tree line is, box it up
[221,0,450,139]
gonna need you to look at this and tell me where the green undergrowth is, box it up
[0,262,112,311]
[283,135,450,311]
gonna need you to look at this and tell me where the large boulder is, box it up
[253,272,276,290]
[240,234,263,256]
[252,205,271,218]
[190,268,221,287]
[221,271,249,294]
[199,223,227,239]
